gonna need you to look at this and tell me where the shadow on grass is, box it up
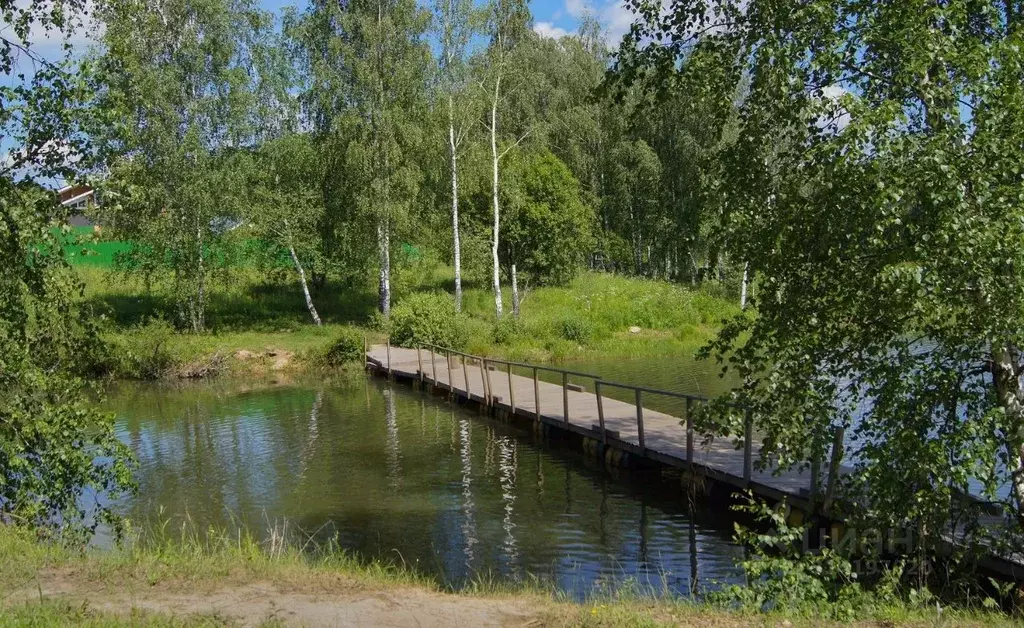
[88,278,383,332]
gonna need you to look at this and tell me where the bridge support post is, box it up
[595,381,607,449]
[636,389,645,453]
[446,350,453,398]
[562,372,569,424]
[507,363,515,413]
[481,359,491,406]
[686,398,694,473]
[533,367,541,423]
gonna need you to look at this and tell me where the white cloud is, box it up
[600,1,635,44]
[817,84,852,132]
[0,0,100,67]
[565,0,590,18]
[534,21,570,40]
[559,0,638,45]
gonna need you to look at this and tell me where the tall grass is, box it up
[78,263,740,378]
[0,523,1016,627]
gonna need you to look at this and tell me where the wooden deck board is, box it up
[368,345,815,499]
[366,344,1024,579]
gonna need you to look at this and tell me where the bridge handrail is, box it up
[420,342,601,379]
[379,338,842,509]
[592,379,711,404]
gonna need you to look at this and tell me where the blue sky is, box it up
[257,0,634,43]
[0,0,634,180]
[4,0,634,64]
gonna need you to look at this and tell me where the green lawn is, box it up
[77,261,740,379]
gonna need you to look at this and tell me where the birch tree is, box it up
[432,0,476,312]
[0,0,134,538]
[94,0,268,332]
[246,135,325,326]
[480,0,530,319]
[622,0,1024,552]
[299,0,429,317]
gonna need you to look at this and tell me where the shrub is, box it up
[109,317,176,379]
[325,327,364,366]
[558,314,593,345]
[389,292,464,349]
[492,317,522,345]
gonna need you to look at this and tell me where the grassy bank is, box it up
[0,525,1014,627]
[79,265,739,379]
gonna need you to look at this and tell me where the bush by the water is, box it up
[324,327,365,366]
[492,317,523,345]
[104,317,176,379]
[558,314,594,344]
[389,292,465,349]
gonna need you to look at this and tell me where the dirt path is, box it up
[9,572,541,627]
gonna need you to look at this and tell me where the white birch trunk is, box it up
[377,219,391,317]
[289,244,322,326]
[449,97,463,313]
[740,262,749,310]
[195,220,205,332]
[511,263,520,319]
[992,345,1024,526]
[490,80,503,319]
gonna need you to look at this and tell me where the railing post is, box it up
[533,367,541,422]
[595,381,607,446]
[743,408,753,487]
[386,337,392,378]
[417,345,423,383]
[635,389,645,453]
[823,426,845,514]
[562,372,569,425]
[430,347,437,386]
[507,363,515,413]
[446,350,453,397]
[686,397,694,473]
[462,354,469,397]
[481,358,491,405]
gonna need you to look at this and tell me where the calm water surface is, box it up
[105,360,744,598]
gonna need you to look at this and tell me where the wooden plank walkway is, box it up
[367,344,817,504]
[366,344,1024,580]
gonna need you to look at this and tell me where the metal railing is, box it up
[419,343,602,425]
[370,340,846,501]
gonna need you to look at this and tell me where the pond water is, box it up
[104,368,745,599]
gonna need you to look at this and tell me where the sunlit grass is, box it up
[0,524,1017,627]
[77,263,740,378]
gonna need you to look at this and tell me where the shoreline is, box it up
[0,526,1011,627]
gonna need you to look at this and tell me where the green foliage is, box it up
[389,292,465,349]
[557,314,594,345]
[325,327,365,367]
[710,495,863,620]
[93,0,273,332]
[622,0,1024,549]
[104,317,177,379]
[491,316,522,345]
[501,149,594,285]
[1,186,135,540]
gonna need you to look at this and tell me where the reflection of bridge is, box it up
[367,344,823,506]
[367,343,1024,583]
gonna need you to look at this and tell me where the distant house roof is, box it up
[57,184,98,227]
[58,184,94,207]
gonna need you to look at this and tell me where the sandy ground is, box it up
[8,570,542,627]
